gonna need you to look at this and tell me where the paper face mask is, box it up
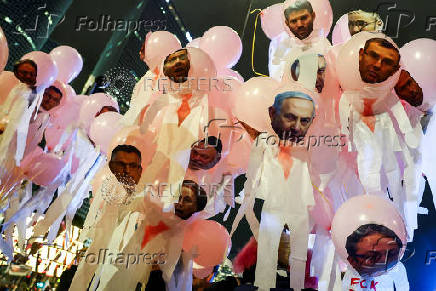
[348,10,383,36]
[283,0,315,40]
[290,54,326,93]
[345,223,402,277]
[358,38,400,84]
[163,48,191,83]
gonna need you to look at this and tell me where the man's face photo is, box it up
[346,224,401,277]
[348,11,382,36]
[109,147,142,186]
[41,86,63,112]
[359,38,400,84]
[163,49,190,83]
[269,97,314,141]
[188,141,220,170]
[394,70,423,107]
[284,2,315,40]
[14,61,37,87]
[174,185,199,220]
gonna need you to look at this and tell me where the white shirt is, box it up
[342,263,409,291]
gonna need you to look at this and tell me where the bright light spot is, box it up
[4,17,12,23]
[186,31,192,42]
[415,52,421,60]
[166,0,170,3]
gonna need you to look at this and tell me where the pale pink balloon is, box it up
[400,38,436,110]
[21,51,58,89]
[336,32,400,115]
[0,71,19,105]
[217,67,244,83]
[331,14,350,45]
[183,220,231,267]
[144,31,182,70]
[223,134,252,176]
[89,111,123,155]
[307,122,340,174]
[186,47,217,80]
[331,195,407,275]
[78,93,119,131]
[20,147,67,186]
[282,0,333,38]
[192,266,214,279]
[49,46,83,84]
[232,77,279,132]
[0,26,8,73]
[186,37,202,49]
[199,26,242,68]
[261,3,285,40]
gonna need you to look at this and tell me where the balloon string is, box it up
[250,9,269,77]
[311,181,332,208]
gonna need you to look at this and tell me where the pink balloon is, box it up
[186,37,202,49]
[331,14,350,45]
[282,0,333,38]
[0,26,8,73]
[336,32,400,114]
[400,38,436,110]
[0,71,19,105]
[217,67,244,83]
[199,26,242,68]
[186,47,217,80]
[49,46,83,84]
[182,220,230,267]
[307,122,340,174]
[331,195,407,277]
[21,51,58,89]
[20,147,67,186]
[89,111,123,155]
[222,134,252,175]
[79,93,119,131]
[192,266,214,279]
[144,31,182,70]
[232,77,279,132]
[261,4,285,40]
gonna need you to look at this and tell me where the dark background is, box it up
[1,0,435,289]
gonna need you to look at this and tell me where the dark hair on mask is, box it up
[111,144,142,162]
[364,38,401,65]
[345,223,402,257]
[284,0,314,18]
[13,59,37,75]
[182,179,207,212]
[47,85,63,97]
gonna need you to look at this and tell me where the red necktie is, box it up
[177,94,192,126]
[277,145,293,179]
